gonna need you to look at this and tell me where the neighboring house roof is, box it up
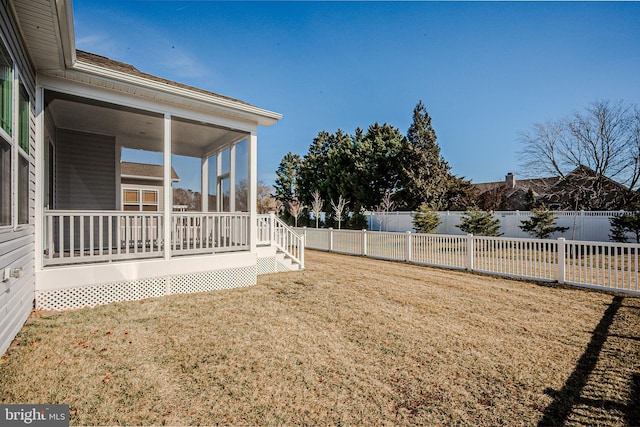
[70,50,281,127]
[539,165,637,210]
[474,177,557,195]
[121,162,179,182]
[76,50,253,109]
[473,166,638,210]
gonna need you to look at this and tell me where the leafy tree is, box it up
[274,152,302,203]
[353,123,404,210]
[444,176,477,211]
[346,209,368,230]
[609,211,640,243]
[525,188,536,210]
[456,208,502,236]
[412,203,442,234]
[397,101,452,210]
[518,207,569,239]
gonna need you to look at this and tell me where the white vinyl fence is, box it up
[295,227,640,295]
[367,210,634,243]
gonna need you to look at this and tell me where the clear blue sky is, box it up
[73,1,640,191]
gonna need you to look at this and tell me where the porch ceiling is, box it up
[46,92,248,158]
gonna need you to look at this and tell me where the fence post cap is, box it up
[467,233,473,237]
[557,237,566,241]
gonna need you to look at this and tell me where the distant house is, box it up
[120,162,179,212]
[474,167,638,211]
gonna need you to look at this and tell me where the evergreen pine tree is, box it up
[609,211,640,243]
[457,208,502,236]
[412,203,442,234]
[397,101,452,211]
[519,207,569,239]
[274,152,302,203]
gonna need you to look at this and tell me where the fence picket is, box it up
[298,228,639,295]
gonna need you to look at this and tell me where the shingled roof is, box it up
[121,162,179,182]
[76,50,253,108]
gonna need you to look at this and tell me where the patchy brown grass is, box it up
[1,250,639,426]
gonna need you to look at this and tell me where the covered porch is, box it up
[41,88,255,267]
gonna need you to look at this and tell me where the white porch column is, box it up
[201,157,208,212]
[163,114,172,260]
[216,152,223,211]
[248,131,257,252]
[229,143,236,212]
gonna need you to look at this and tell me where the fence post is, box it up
[303,227,307,248]
[467,234,474,271]
[362,229,367,256]
[405,231,412,262]
[557,237,566,284]
[300,235,305,269]
[329,228,334,252]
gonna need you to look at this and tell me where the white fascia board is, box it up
[71,61,282,127]
[38,73,260,134]
[55,0,76,68]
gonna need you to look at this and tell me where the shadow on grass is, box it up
[538,296,631,426]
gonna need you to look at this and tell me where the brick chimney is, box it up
[505,172,516,189]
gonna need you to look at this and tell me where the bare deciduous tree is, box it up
[310,190,324,228]
[236,180,275,213]
[287,197,305,227]
[519,100,640,194]
[372,191,396,231]
[331,195,348,229]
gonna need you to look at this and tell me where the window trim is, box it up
[122,188,159,212]
[0,34,32,230]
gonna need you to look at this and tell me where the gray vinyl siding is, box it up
[0,3,36,356]
[55,129,116,210]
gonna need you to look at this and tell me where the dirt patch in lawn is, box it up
[1,250,639,426]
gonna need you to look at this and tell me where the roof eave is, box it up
[71,60,282,127]
[55,0,77,68]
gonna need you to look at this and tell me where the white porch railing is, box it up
[295,227,640,295]
[171,212,249,255]
[257,213,304,269]
[43,210,250,266]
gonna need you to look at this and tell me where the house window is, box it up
[123,189,158,211]
[18,154,28,224]
[17,83,29,224]
[0,42,12,136]
[141,190,158,211]
[0,37,31,228]
[18,84,28,153]
[0,137,10,226]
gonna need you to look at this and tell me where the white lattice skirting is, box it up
[35,266,257,311]
[257,255,296,274]
[257,256,278,275]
